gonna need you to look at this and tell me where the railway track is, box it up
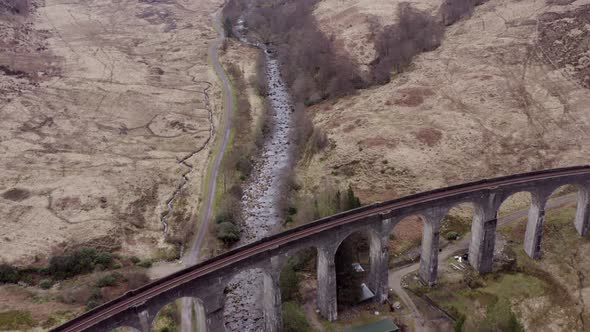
[52,165,590,331]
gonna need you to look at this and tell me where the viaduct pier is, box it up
[53,166,590,332]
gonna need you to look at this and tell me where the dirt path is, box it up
[389,195,576,332]
[180,8,234,332]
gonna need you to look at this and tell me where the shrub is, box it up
[282,302,310,332]
[96,275,116,288]
[287,206,297,215]
[216,222,240,244]
[446,231,459,241]
[129,256,141,264]
[223,17,233,37]
[48,247,104,279]
[236,156,253,177]
[94,252,113,266]
[215,211,235,224]
[455,314,466,332]
[0,264,20,284]
[137,260,153,269]
[39,279,53,290]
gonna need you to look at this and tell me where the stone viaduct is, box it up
[53,166,590,332]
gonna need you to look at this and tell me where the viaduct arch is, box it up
[53,166,590,332]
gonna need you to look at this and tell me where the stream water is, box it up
[222,19,295,332]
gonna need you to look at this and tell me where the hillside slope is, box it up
[301,0,590,203]
[0,0,223,265]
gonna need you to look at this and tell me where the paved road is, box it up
[389,195,576,332]
[181,8,234,332]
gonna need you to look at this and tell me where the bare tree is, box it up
[371,3,444,83]
[439,0,488,26]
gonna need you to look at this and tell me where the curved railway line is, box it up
[53,165,590,331]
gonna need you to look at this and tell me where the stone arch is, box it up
[223,265,276,332]
[334,228,381,311]
[334,225,381,251]
[277,246,319,331]
[496,190,546,259]
[496,190,536,215]
[278,246,319,282]
[441,201,478,243]
[388,213,428,267]
[150,296,206,332]
[546,183,588,235]
[388,208,450,286]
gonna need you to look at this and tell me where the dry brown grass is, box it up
[413,128,443,147]
[299,0,590,204]
[0,0,224,265]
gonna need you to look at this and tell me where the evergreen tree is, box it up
[346,185,361,210]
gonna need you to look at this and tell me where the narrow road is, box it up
[389,195,576,332]
[181,8,234,332]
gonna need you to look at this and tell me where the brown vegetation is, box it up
[0,0,31,16]
[414,128,443,147]
[439,0,487,26]
[1,188,31,202]
[371,4,444,84]
[224,0,362,104]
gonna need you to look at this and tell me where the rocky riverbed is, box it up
[223,29,295,331]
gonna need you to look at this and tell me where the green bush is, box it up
[96,275,116,288]
[215,211,235,224]
[236,156,253,177]
[287,206,297,215]
[48,247,113,279]
[216,222,240,244]
[137,260,153,268]
[454,314,465,332]
[130,256,141,264]
[95,252,113,266]
[39,279,54,290]
[282,302,310,332]
[446,231,459,241]
[0,264,20,283]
